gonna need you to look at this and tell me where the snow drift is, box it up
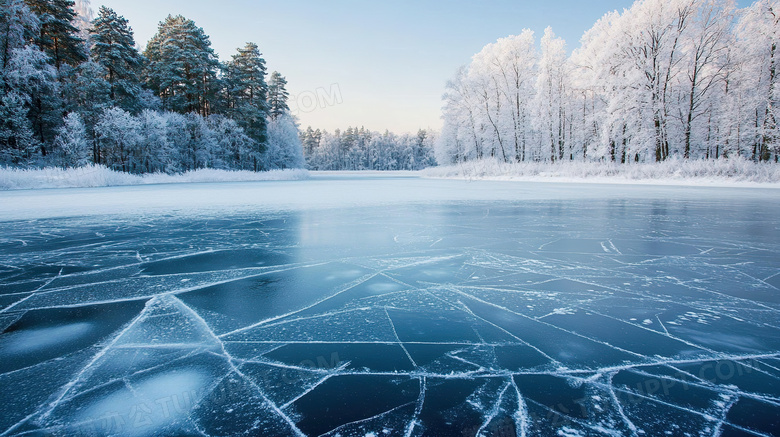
[0,164,309,190]
[422,158,780,186]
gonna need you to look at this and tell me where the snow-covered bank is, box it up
[422,158,780,187]
[0,165,309,190]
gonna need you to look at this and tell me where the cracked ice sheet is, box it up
[1,177,780,436]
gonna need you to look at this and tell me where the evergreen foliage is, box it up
[90,6,142,111]
[144,15,220,116]
[0,4,305,171]
[24,0,87,70]
[267,70,289,120]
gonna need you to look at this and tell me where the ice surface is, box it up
[1,175,779,436]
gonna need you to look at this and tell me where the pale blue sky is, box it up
[95,0,754,133]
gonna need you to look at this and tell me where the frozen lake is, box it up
[1,174,780,436]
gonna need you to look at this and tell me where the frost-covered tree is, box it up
[181,112,217,170]
[733,0,779,161]
[489,31,537,162]
[302,126,435,171]
[439,66,485,163]
[144,15,220,116]
[61,60,110,152]
[301,126,321,155]
[267,70,289,120]
[225,42,268,161]
[411,129,437,170]
[94,106,140,171]
[133,109,169,172]
[0,91,38,164]
[207,114,256,170]
[52,111,89,166]
[4,45,59,153]
[90,6,143,112]
[24,0,87,70]
[439,32,539,164]
[678,0,734,158]
[534,27,568,162]
[264,113,304,169]
[1,0,40,72]
[437,0,780,165]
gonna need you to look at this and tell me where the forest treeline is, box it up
[301,126,436,171]
[6,0,776,175]
[436,0,779,165]
[0,0,303,173]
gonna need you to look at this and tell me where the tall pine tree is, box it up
[1,0,40,73]
[24,0,87,70]
[225,42,268,169]
[267,70,289,120]
[0,46,57,160]
[89,6,143,112]
[144,15,220,116]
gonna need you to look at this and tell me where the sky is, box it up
[92,0,755,134]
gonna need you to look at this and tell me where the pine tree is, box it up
[61,60,110,161]
[1,0,40,73]
[225,42,268,169]
[0,91,38,164]
[24,0,87,70]
[3,45,59,155]
[267,70,289,120]
[144,15,220,116]
[89,6,143,112]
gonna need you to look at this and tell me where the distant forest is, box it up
[302,127,436,171]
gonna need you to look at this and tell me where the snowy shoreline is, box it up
[421,159,780,188]
[0,165,309,190]
[3,159,780,191]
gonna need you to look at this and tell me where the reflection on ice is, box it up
[1,180,779,436]
[73,369,208,437]
[0,322,93,356]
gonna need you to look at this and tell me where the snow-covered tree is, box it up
[1,0,40,72]
[677,0,734,159]
[0,91,38,164]
[134,109,169,172]
[437,0,779,165]
[225,42,268,159]
[24,0,87,70]
[439,66,485,164]
[207,114,256,170]
[94,106,140,172]
[267,70,289,120]
[144,15,220,116]
[439,32,539,164]
[303,126,435,171]
[61,60,110,147]
[4,45,59,153]
[52,111,89,166]
[534,27,568,162]
[733,0,779,161]
[90,6,143,112]
[264,113,304,169]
